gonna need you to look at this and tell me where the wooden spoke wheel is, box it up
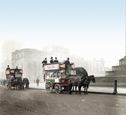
[45,82,53,93]
[55,84,62,94]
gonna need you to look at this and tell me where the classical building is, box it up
[70,56,88,71]
[11,49,44,82]
[87,58,105,76]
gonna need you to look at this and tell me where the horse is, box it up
[68,75,86,94]
[10,77,24,89]
[23,78,29,88]
[83,75,95,94]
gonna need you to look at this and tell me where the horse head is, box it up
[89,75,95,83]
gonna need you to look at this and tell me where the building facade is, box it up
[11,49,44,82]
[11,47,105,83]
[87,58,105,76]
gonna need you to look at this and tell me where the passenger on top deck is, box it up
[64,58,71,76]
[50,57,54,63]
[54,57,59,63]
[6,65,10,70]
[42,58,47,67]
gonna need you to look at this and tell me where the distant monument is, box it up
[105,56,126,76]
[105,18,126,77]
[91,17,126,87]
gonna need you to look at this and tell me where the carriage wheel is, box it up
[7,83,11,90]
[45,82,53,93]
[55,84,62,94]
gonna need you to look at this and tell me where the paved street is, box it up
[0,85,126,115]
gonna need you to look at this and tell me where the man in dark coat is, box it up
[36,78,40,86]
[26,79,29,88]
[14,66,19,78]
[42,58,47,67]
[6,65,10,70]
[64,58,71,75]
[54,57,58,63]
[50,57,54,63]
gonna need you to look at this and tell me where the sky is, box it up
[0,0,125,67]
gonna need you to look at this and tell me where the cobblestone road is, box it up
[0,86,126,115]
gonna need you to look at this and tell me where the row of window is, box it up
[12,53,24,59]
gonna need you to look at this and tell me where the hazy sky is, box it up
[0,0,125,67]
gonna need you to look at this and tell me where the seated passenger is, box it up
[54,57,58,63]
[6,65,10,70]
[42,58,47,67]
[50,57,54,63]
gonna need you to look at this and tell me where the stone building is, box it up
[70,56,88,71]
[87,58,105,76]
[105,56,126,76]
[11,46,106,82]
[11,49,44,82]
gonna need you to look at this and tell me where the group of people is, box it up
[42,57,59,66]
[42,57,71,75]
[6,65,19,79]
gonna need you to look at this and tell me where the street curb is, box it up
[28,87,44,90]
[28,87,126,96]
[88,91,126,96]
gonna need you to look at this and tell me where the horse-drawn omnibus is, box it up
[5,67,24,89]
[44,63,76,94]
[44,62,95,94]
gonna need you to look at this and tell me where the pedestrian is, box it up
[50,57,54,63]
[42,58,47,67]
[26,79,29,88]
[64,58,71,76]
[54,57,58,63]
[36,78,40,86]
[3,79,6,86]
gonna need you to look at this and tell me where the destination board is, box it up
[44,64,59,70]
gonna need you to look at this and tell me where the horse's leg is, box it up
[84,86,87,94]
[78,85,81,95]
[84,86,85,94]
[75,86,77,94]
[70,85,72,94]
[86,84,89,94]
[68,85,70,94]
[68,84,72,94]
[86,87,88,94]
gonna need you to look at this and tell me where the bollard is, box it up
[113,79,117,94]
